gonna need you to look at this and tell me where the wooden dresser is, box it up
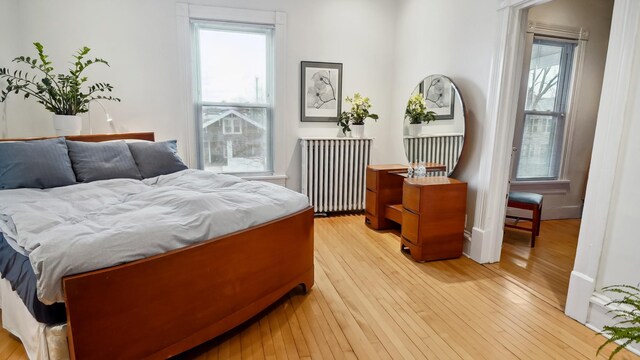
[365,165,467,262]
[365,164,407,229]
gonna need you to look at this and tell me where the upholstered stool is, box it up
[505,191,543,247]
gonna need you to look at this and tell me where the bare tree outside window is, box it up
[525,44,562,112]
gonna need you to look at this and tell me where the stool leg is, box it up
[535,202,543,236]
[531,205,540,248]
[534,205,541,236]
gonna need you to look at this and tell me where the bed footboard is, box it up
[63,207,314,360]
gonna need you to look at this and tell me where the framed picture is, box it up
[420,75,455,120]
[301,61,343,122]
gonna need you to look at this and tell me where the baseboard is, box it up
[586,293,640,356]
[462,229,472,258]
[470,227,494,263]
[565,270,595,322]
[543,205,583,219]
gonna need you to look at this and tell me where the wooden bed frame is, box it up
[3,132,315,359]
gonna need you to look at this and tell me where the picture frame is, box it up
[420,75,455,120]
[300,61,343,122]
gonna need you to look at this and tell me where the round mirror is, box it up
[403,75,466,176]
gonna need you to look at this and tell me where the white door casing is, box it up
[475,0,640,322]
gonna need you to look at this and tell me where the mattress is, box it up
[0,276,69,360]
[0,233,66,325]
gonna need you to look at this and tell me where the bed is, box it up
[0,132,315,359]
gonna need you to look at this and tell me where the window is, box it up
[514,37,576,180]
[193,21,274,175]
[222,117,242,135]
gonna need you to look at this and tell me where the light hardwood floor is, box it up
[486,219,581,311]
[0,215,635,359]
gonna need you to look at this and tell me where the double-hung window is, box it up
[193,21,274,175]
[513,37,576,180]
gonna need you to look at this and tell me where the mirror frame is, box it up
[403,74,467,176]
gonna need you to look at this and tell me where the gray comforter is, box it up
[0,170,309,304]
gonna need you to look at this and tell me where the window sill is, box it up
[510,179,570,195]
[241,174,288,187]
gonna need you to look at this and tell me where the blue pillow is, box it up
[0,137,77,189]
[127,140,188,178]
[66,140,142,182]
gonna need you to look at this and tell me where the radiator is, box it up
[300,138,372,213]
[404,134,464,176]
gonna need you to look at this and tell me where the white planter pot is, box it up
[408,123,422,137]
[351,124,365,138]
[52,114,82,136]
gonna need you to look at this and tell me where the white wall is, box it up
[0,0,398,192]
[391,0,498,236]
[2,0,500,234]
[587,5,640,353]
[0,0,19,72]
[596,38,640,291]
[524,0,613,220]
[0,0,20,138]
[3,0,185,139]
[560,0,640,354]
[1,0,529,237]
[591,51,640,352]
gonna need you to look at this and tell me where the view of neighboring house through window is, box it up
[223,116,242,135]
[514,37,576,180]
[193,21,273,174]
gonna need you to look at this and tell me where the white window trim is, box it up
[509,179,570,195]
[511,22,588,183]
[176,4,288,184]
[531,21,589,183]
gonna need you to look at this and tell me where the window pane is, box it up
[201,106,269,173]
[525,42,563,112]
[516,114,560,179]
[198,28,268,104]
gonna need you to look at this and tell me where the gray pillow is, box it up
[66,140,142,182]
[127,140,188,178]
[0,137,77,189]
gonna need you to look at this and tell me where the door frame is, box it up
[472,0,640,322]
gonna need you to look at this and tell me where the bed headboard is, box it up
[0,132,155,143]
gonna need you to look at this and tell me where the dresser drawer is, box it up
[401,210,420,244]
[366,169,377,191]
[403,184,421,213]
[365,190,377,216]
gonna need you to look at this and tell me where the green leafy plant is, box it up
[0,42,120,115]
[597,284,640,359]
[405,93,436,125]
[337,93,379,134]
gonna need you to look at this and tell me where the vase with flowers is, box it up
[337,93,378,138]
[405,93,436,137]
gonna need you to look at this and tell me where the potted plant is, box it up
[598,284,640,359]
[405,93,436,137]
[337,93,378,138]
[0,42,120,136]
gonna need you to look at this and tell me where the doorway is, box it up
[484,0,614,311]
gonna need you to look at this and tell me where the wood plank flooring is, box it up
[0,215,635,359]
[486,219,581,311]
